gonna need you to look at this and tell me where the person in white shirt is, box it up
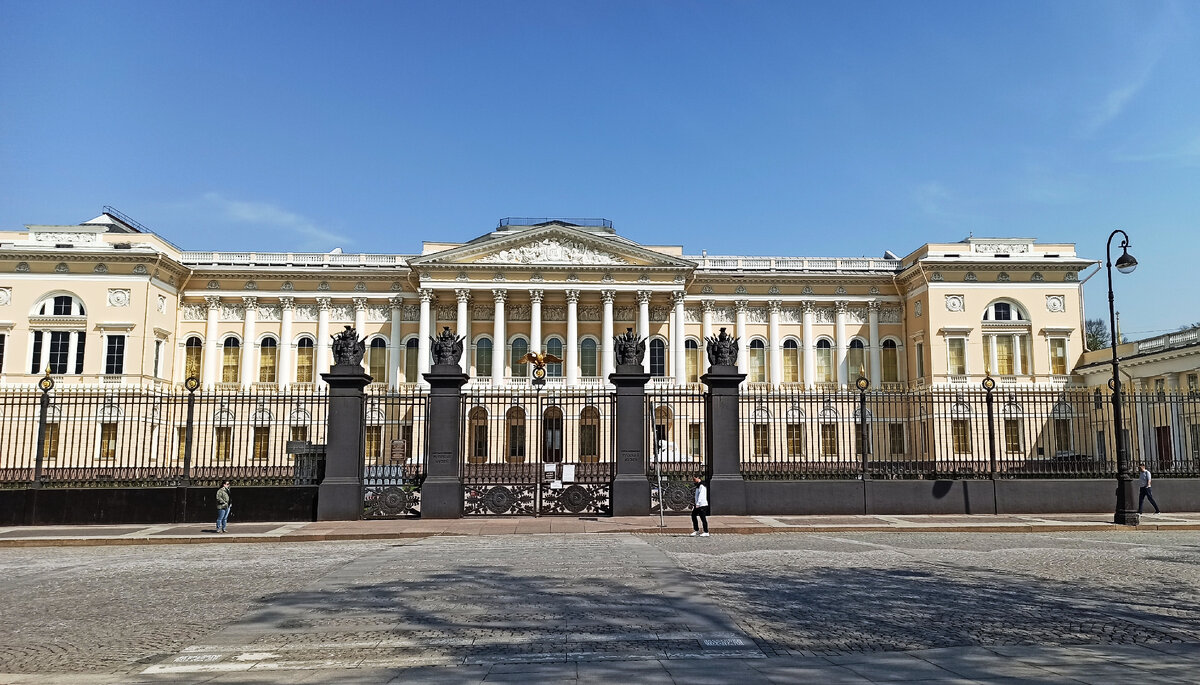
[1138,464,1161,515]
[690,476,710,537]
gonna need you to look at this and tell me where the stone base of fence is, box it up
[0,485,318,526]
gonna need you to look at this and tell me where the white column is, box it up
[802,301,815,389]
[240,296,258,389]
[1012,333,1023,376]
[43,333,55,376]
[735,300,748,377]
[835,300,848,388]
[353,297,368,375]
[315,297,331,387]
[637,290,651,374]
[417,289,433,385]
[202,296,220,389]
[1169,374,1187,462]
[601,290,615,378]
[388,296,403,388]
[701,299,714,342]
[529,289,543,355]
[566,289,580,385]
[455,290,471,374]
[768,300,782,387]
[492,289,507,384]
[672,291,686,385]
[868,300,881,388]
[65,331,77,375]
[989,335,999,377]
[279,297,294,388]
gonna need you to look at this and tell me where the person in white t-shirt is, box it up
[690,476,710,537]
[1138,464,1161,515]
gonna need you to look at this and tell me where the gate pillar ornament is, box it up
[610,328,652,516]
[318,326,372,521]
[702,328,748,515]
[423,327,470,518]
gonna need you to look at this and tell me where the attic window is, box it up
[1045,254,1059,258]
[55,243,73,248]
[943,253,960,257]
[994,253,1010,258]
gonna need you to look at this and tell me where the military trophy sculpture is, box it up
[705,326,739,370]
[330,325,366,368]
[613,327,646,368]
[519,351,563,387]
[430,326,465,367]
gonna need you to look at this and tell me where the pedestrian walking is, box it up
[1138,464,1161,515]
[215,481,232,533]
[690,475,710,537]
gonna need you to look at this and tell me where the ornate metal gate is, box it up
[647,388,707,514]
[362,390,427,518]
[462,388,615,516]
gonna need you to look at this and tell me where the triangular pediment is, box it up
[409,224,694,269]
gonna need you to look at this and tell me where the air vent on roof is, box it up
[114,243,132,250]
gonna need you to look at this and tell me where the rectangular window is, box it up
[49,331,71,375]
[43,422,60,461]
[472,423,489,460]
[685,346,699,383]
[99,422,118,460]
[1187,374,1198,395]
[1096,430,1106,462]
[749,347,766,383]
[365,426,382,464]
[753,423,769,457]
[260,344,278,383]
[1053,418,1072,454]
[1191,424,1200,459]
[948,338,966,376]
[31,331,43,374]
[995,336,1014,375]
[783,347,799,383]
[295,345,314,383]
[185,344,203,380]
[816,347,833,383]
[952,419,971,454]
[888,423,905,455]
[474,344,491,379]
[649,343,665,377]
[1004,419,1022,453]
[582,345,599,378]
[881,346,898,383]
[786,424,805,457]
[508,424,526,460]
[177,426,188,462]
[848,346,865,380]
[252,427,270,461]
[153,340,163,378]
[367,345,386,381]
[689,423,702,456]
[290,426,309,443]
[53,296,73,316]
[820,424,838,456]
[0,333,6,373]
[855,424,871,456]
[1050,338,1068,376]
[75,332,86,374]
[214,426,232,461]
[104,335,126,375]
[222,345,239,383]
[915,342,925,379]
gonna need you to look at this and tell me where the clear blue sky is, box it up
[2,1,1197,338]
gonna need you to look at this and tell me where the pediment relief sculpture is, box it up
[475,238,628,266]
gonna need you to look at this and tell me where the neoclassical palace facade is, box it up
[0,211,1092,391]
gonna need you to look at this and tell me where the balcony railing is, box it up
[690,256,903,272]
[181,251,407,268]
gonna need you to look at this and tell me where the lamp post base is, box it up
[1114,510,1140,526]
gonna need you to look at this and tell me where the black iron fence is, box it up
[0,385,329,488]
[362,390,428,518]
[647,388,706,512]
[739,387,1200,480]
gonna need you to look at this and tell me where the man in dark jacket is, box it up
[216,481,231,533]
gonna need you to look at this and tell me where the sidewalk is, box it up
[3,511,1199,547]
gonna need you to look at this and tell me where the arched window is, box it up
[368,338,387,381]
[543,406,563,462]
[404,339,419,382]
[782,339,800,383]
[653,405,673,445]
[685,339,700,383]
[545,338,563,377]
[505,406,526,463]
[221,338,240,383]
[579,406,601,462]
[468,407,488,464]
[511,337,529,377]
[650,339,666,376]
[184,336,203,381]
[29,293,87,375]
[295,338,315,383]
[749,339,767,383]
[475,338,493,378]
[848,339,866,379]
[815,339,834,383]
[882,340,899,383]
[258,337,278,383]
[983,300,1027,321]
[580,338,598,378]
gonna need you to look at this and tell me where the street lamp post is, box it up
[856,375,870,480]
[1107,229,1139,526]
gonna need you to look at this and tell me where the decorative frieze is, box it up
[847,307,866,324]
[402,305,420,322]
[684,306,702,324]
[880,307,902,324]
[220,303,245,320]
[331,306,355,323]
[257,305,282,321]
[578,305,602,322]
[542,305,566,321]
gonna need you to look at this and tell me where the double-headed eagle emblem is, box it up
[519,351,563,385]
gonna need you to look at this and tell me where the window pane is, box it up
[952,419,971,453]
[259,341,278,382]
[948,339,966,375]
[820,424,838,456]
[889,424,905,455]
[580,339,598,377]
[253,427,270,461]
[365,426,382,465]
[1050,339,1068,375]
[44,423,60,461]
[475,339,493,377]
[31,331,43,374]
[996,336,1014,375]
[185,339,203,380]
[295,341,314,383]
[49,331,70,375]
[215,426,232,461]
[99,422,117,460]
[783,344,799,383]
[786,424,805,457]
[882,344,898,383]
[511,338,529,376]
[1005,419,1021,453]
[848,346,865,379]
[368,340,387,380]
[404,340,419,381]
[749,345,765,383]
[649,340,665,376]
[222,340,240,383]
[546,339,563,377]
[104,335,126,375]
[816,347,833,383]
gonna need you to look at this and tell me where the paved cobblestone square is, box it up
[2,530,1199,682]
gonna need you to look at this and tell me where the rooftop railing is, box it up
[180,252,407,267]
[688,256,902,272]
[1137,328,1200,354]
